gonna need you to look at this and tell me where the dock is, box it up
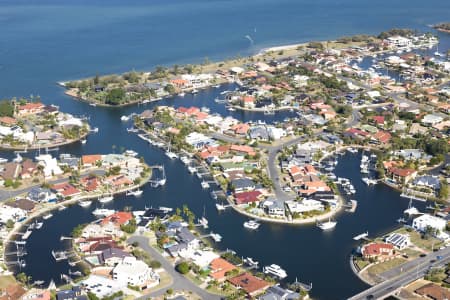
[52,250,74,262]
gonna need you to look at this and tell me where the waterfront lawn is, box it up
[366,258,407,276]
[0,275,16,289]
[395,228,443,252]
[400,248,422,259]
[355,259,370,271]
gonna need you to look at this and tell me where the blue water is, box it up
[1,1,450,299]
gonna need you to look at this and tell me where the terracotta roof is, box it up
[18,102,44,111]
[362,243,394,257]
[389,167,416,177]
[234,190,262,205]
[81,154,102,165]
[373,130,391,143]
[101,212,132,226]
[230,145,255,156]
[228,272,270,296]
[210,258,236,280]
[0,116,17,125]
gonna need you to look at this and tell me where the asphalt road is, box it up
[128,235,221,300]
[348,246,450,300]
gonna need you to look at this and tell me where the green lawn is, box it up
[367,258,407,276]
[395,228,443,252]
[0,276,16,289]
[355,259,370,271]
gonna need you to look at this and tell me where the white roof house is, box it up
[35,154,63,178]
[412,214,447,233]
[112,256,159,288]
[285,199,324,214]
[267,126,286,140]
[82,275,125,299]
[385,233,410,249]
[187,250,219,268]
[0,205,27,224]
[422,114,443,126]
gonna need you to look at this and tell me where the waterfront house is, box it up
[55,286,85,300]
[384,233,410,250]
[228,273,271,297]
[249,126,270,141]
[20,159,38,179]
[361,243,395,260]
[259,285,300,300]
[0,116,17,126]
[230,123,250,136]
[209,257,237,282]
[21,289,51,300]
[81,154,102,168]
[81,275,125,299]
[0,284,26,300]
[80,176,99,192]
[35,154,63,178]
[81,223,123,239]
[261,199,285,217]
[51,182,81,198]
[387,167,417,184]
[285,199,324,214]
[99,247,132,267]
[230,144,256,157]
[27,187,55,203]
[16,102,45,116]
[112,256,159,289]
[413,175,440,191]
[0,162,20,181]
[101,212,133,228]
[412,214,447,233]
[371,130,391,144]
[234,190,262,205]
[6,198,35,212]
[103,174,133,188]
[231,178,256,192]
[59,154,80,169]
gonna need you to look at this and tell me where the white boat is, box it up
[188,166,197,174]
[201,106,210,113]
[22,230,32,240]
[166,151,178,160]
[245,257,259,266]
[98,195,114,203]
[92,208,115,217]
[142,99,150,104]
[89,103,97,107]
[263,264,287,279]
[81,139,87,144]
[243,220,260,230]
[178,92,185,97]
[120,115,130,122]
[191,89,199,94]
[13,153,23,163]
[58,205,67,211]
[35,222,43,229]
[0,157,7,164]
[317,218,337,230]
[124,149,138,157]
[213,84,221,88]
[201,181,210,189]
[127,127,139,133]
[227,107,236,112]
[78,200,92,207]
[43,213,53,220]
[180,156,191,165]
[126,189,143,197]
[347,148,358,154]
[216,203,225,211]
[158,206,173,213]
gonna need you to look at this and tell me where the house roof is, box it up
[209,257,236,280]
[234,190,262,204]
[228,272,270,295]
[18,102,44,111]
[81,155,102,165]
[389,167,416,177]
[0,116,17,125]
[415,283,450,300]
[362,243,394,256]
[101,212,132,226]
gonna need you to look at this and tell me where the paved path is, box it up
[128,235,221,300]
[348,247,450,300]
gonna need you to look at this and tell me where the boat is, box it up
[0,157,7,164]
[210,233,222,242]
[81,139,87,144]
[165,141,178,160]
[13,153,23,163]
[43,213,53,220]
[201,181,210,189]
[126,127,139,133]
[317,218,337,230]
[34,221,43,229]
[353,231,369,240]
[201,106,210,113]
[180,156,190,165]
[159,206,173,213]
[213,84,221,88]
[191,89,199,94]
[92,208,115,217]
[98,195,114,203]
[142,99,150,104]
[124,149,138,157]
[78,200,92,207]
[263,264,287,279]
[22,230,32,240]
[120,115,130,122]
[404,199,421,216]
[178,92,185,97]
[89,103,97,107]
[227,107,236,112]
[243,220,260,230]
[347,148,358,154]
[58,205,67,211]
[245,257,259,266]
[188,166,197,174]
[126,189,143,197]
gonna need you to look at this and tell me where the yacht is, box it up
[92,208,115,218]
[42,213,53,220]
[263,264,287,279]
[120,115,130,122]
[22,230,33,240]
[81,139,87,144]
[13,153,23,163]
[178,92,185,97]
[317,218,337,230]
[243,220,260,230]
[216,203,226,211]
[78,200,92,207]
[165,142,178,160]
[188,166,197,174]
[201,181,210,189]
[0,157,7,164]
[244,257,259,266]
[127,127,139,133]
[124,149,138,157]
[126,189,143,197]
[191,89,199,94]
[180,156,191,165]
[98,195,114,203]
[227,107,236,112]
[142,99,150,104]
[34,221,43,229]
[58,205,67,211]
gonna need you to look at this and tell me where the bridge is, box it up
[348,247,450,300]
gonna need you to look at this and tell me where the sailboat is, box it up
[434,44,444,57]
[158,165,167,186]
[165,141,178,160]
[403,198,421,216]
[317,217,337,230]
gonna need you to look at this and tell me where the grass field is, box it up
[0,275,16,289]
[367,258,407,276]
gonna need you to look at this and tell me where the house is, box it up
[0,162,20,181]
[51,183,81,198]
[249,126,269,141]
[259,285,300,300]
[372,130,391,144]
[361,243,395,259]
[234,190,262,205]
[0,116,17,126]
[231,123,250,136]
[103,174,133,188]
[261,199,285,216]
[0,284,26,300]
[81,155,102,168]
[6,198,35,212]
[81,275,125,299]
[21,289,51,300]
[384,233,410,250]
[415,283,450,300]
[209,257,237,281]
[228,273,271,297]
[55,286,86,300]
[0,205,27,223]
[16,102,45,116]
[99,248,132,266]
[28,187,55,203]
[267,127,286,140]
[387,167,417,184]
[422,114,443,126]
[412,214,447,233]
[101,212,133,227]
[112,256,159,289]
[242,95,256,109]
[413,175,440,190]
[230,144,256,156]
[35,154,63,178]
[231,178,255,192]
[20,159,38,179]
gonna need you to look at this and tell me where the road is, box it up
[0,169,106,202]
[261,136,307,201]
[348,246,450,300]
[128,235,221,300]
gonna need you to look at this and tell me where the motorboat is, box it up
[0,157,7,164]
[98,195,114,203]
[78,200,92,207]
[124,149,138,157]
[120,115,129,122]
[317,218,337,230]
[263,264,287,279]
[42,213,53,220]
[243,220,260,230]
[92,208,115,218]
[126,189,143,197]
[178,92,185,97]
[81,139,87,144]
[201,181,210,189]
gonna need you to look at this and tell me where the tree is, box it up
[105,88,125,105]
[0,100,14,117]
[175,261,190,274]
[6,219,14,229]
[164,84,176,94]
[439,180,448,200]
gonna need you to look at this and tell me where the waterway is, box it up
[1,1,450,299]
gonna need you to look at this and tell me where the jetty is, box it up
[52,250,74,262]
